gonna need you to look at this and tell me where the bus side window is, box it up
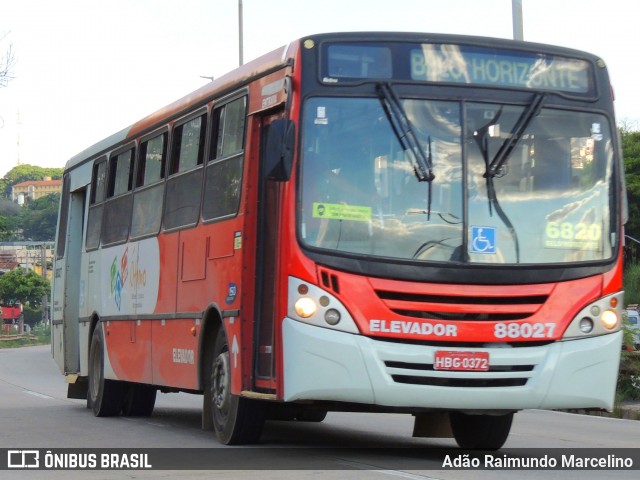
[86,157,107,250]
[169,114,207,174]
[102,147,135,245]
[131,132,167,239]
[163,111,207,230]
[203,96,246,221]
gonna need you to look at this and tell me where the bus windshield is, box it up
[299,96,615,264]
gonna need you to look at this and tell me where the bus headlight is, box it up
[295,297,317,318]
[600,309,618,330]
[288,277,360,334]
[579,317,594,334]
[324,308,341,325]
[562,292,623,339]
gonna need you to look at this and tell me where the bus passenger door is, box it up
[253,112,287,390]
[52,177,85,376]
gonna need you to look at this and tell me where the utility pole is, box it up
[512,0,524,40]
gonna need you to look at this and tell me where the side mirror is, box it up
[264,119,295,181]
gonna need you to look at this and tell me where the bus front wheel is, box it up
[450,411,513,450]
[209,329,265,444]
[88,325,124,417]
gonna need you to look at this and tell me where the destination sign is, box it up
[322,42,594,95]
[410,44,592,94]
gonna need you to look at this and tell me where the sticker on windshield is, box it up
[544,221,601,250]
[314,106,328,125]
[313,202,372,222]
[470,226,496,254]
[591,123,603,141]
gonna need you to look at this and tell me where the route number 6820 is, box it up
[545,221,601,241]
[494,322,556,339]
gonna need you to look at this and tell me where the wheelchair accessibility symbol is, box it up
[470,226,496,254]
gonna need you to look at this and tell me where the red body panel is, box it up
[150,319,199,389]
[103,321,152,384]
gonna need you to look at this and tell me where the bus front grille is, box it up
[384,360,534,388]
[374,288,550,321]
[391,375,528,388]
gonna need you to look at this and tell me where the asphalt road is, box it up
[0,344,638,479]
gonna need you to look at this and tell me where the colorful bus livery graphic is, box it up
[110,247,128,310]
[102,239,159,316]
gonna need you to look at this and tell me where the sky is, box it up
[0,0,639,178]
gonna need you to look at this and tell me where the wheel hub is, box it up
[212,352,231,414]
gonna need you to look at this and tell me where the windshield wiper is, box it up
[487,93,544,178]
[377,82,435,183]
[471,94,545,264]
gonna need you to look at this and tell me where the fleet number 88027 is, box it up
[494,322,556,339]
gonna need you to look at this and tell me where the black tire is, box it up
[450,412,513,450]
[209,328,265,444]
[265,403,297,421]
[296,409,328,422]
[88,325,124,417]
[122,383,157,417]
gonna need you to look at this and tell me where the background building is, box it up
[11,177,62,205]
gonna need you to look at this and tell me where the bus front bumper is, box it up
[282,318,622,411]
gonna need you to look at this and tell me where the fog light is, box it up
[324,308,341,325]
[579,317,594,334]
[295,298,317,318]
[600,310,618,330]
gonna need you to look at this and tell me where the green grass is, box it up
[0,323,50,348]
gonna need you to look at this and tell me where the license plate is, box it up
[434,351,490,371]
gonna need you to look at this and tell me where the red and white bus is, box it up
[52,32,627,449]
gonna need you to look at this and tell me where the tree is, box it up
[622,129,640,243]
[0,31,15,88]
[0,215,9,240]
[0,167,63,239]
[20,192,60,241]
[0,267,49,307]
[0,198,22,240]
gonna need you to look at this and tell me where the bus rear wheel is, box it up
[450,412,513,450]
[122,383,157,417]
[209,329,265,444]
[88,325,124,417]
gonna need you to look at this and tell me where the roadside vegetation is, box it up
[0,165,63,242]
[620,263,640,403]
[0,322,50,348]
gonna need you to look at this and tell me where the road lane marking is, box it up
[24,390,53,399]
[337,460,441,479]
